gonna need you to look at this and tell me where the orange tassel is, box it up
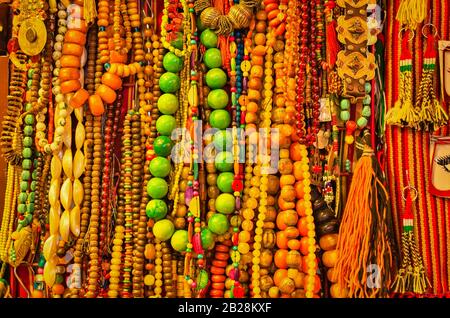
[326,20,339,68]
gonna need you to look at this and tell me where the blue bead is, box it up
[104,63,111,71]
[99,26,106,31]
[133,27,140,33]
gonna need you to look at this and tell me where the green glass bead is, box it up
[171,32,183,50]
[28,68,34,78]
[38,257,45,267]
[171,230,189,252]
[23,148,33,159]
[205,68,227,89]
[357,116,368,128]
[163,52,183,73]
[200,29,218,48]
[27,79,33,89]
[361,106,371,117]
[153,219,175,241]
[365,82,372,94]
[22,159,32,170]
[340,110,350,122]
[25,103,32,112]
[157,93,179,115]
[207,89,229,109]
[209,109,231,129]
[27,203,35,213]
[215,151,233,172]
[32,170,37,180]
[232,246,238,251]
[24,114,34,125]
[18,203,26,214]
[195,217,201,223]
[30,181,36,191]
[204,48,222,69]
[22,170,31,181]
[28,192,35,203]
[149,157,171,178]
[18,192,28,203]
[207,213,229,235]
[23,136,33,148]
[24,126,34,136]
[217,172,234,193]
[340,99,350,110]
[159,72,181,93]
[153,136,173,157]
[146,199,168,220]
[201,228,214,250]
[156,115,177,136]
[363,95,371,105]
[147,177,169,199]
[20,181,28,192]
[213,129,232,151]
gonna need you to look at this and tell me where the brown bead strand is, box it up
[84,115,104,298]
[130,113,144,297]
[120,111,133,298]
[161,241,175,297]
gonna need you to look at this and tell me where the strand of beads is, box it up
[107,110,131,298]
[70,27,97,298]
[130,111,144,297]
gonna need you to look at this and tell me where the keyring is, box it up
[398,28,415,41]
[422,23,438,38]
[402,185,418,201]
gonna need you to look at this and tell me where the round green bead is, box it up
[25,103,32,112]
[153,136,173,157]
[18,204,26,214]
[157,93,179,115]
[149,157,171,178]
[22,170,31,181]
[28,192,35,203]
[22,159,32,170]
[147,177,169,199]
[30,181,36,191]
[340,110,350,122]
[361,106,371,117]
[156,115,177,136]
[20,181,28,192]
[146,199,168,220]
[171,230,189,252]
[27,203,34,213]
[24,126,33,136]
[365,82,372,94]
[205,68,227,89]
[32,170,37,180]
[215,151,233,172]
[22,148,32,159]
[24,114,34,125]
[23,137,33,148]
[201,228,214,250]
[340,99,350,110]
[207,213,229,235]
[217,172,234,193]
[200,29,218,48]
[213,129,232,151]
[357,116,368,128]
[163,52,183,73]
[204,48,222,69]
[209,110,231,129]
[363,95,371,105]
[207,89,229,109]
[18,192,28,203]
[159,72,181,93]
[215,193,235,214]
